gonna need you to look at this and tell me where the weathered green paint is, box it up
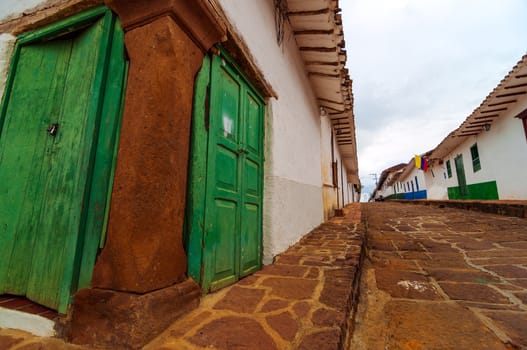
[77,16,128,292]
[186,49,264,292]
[447,180,499,200]
[0,7,127,313]
[454,154,467,197]
[185,55,211,283]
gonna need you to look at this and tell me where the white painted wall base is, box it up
[263,176,324,264]
[0,307,55,337]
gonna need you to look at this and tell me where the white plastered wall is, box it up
[320,113,355,215]
[439,94,527,199]
[217,0,325,263]
[0,34,16,99]
[424,163,448,199]
[378,173,396,198]
[396,167,426,194]
[483,95,527,199]
[0,0,65,22]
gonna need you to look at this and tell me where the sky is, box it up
[340,0,527,200]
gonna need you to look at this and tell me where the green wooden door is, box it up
[454,154,468,197]
[0,8,127,313]
[188,52,264,292]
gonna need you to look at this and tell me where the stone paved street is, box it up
[351,202,527,350]
[2,202,527,349]
[144,203,363,350]
[0,204,364,350]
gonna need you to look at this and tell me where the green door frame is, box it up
[0,6,128,312]
[185,47,265,292]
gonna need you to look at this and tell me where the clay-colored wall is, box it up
[90,15,203,292]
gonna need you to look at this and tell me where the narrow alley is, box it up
[351,202,527,350]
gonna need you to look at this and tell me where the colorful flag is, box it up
[415,155,421,169]
[415,155,429,172]
[422,157,429,171]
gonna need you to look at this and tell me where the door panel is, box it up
[215,146,239,192]
[0,40,71,295]
[240,203,259,276]
[0,21,103,310]
[218,66,240,145]
[0,9,125,312]
[210,199,238,289]
[201,52,264,292]
[454,155,467,197]
[245,93,261,155]
[203,56,242,290]
[26,22,104,305]
[244,158,260,196]
[239,89,263,277]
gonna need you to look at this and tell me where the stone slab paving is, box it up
[0,328,90,350]
[351,202,527,350]
[144,203,364,350]
[397,200,527,219]
[0,204,363,350]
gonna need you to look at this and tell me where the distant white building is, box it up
[377,54,527,201]
[428,54,527,200]
[373,159,428,201]
[371,163,406,200]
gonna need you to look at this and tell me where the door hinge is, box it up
[204,84,211,131]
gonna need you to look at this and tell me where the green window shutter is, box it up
[446,160,452,178]
[470,143,481,172]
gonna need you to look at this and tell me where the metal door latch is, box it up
[47,123,59,137]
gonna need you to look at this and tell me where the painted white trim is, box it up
[0,307,55,337]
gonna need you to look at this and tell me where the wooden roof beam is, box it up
[487,99,517,107]
[480,107,507,113]
[300,47,337,52]
[496,91,526,98]
[294,29,335,35]
[505,82,527,89]
[288,8,330,16]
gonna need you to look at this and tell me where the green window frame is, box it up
[470,143,481,172]
[446,159,452,178]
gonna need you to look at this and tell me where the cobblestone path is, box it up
[351,202,527,350]
[145,203,364,350]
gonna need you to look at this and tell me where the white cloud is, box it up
[342,0,527,196]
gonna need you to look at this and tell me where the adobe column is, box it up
[92,0,225,293]
[68,2,226,349]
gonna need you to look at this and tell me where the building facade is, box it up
[375,55,527,202]
[429,55,527,200]
[0,0,359,347]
